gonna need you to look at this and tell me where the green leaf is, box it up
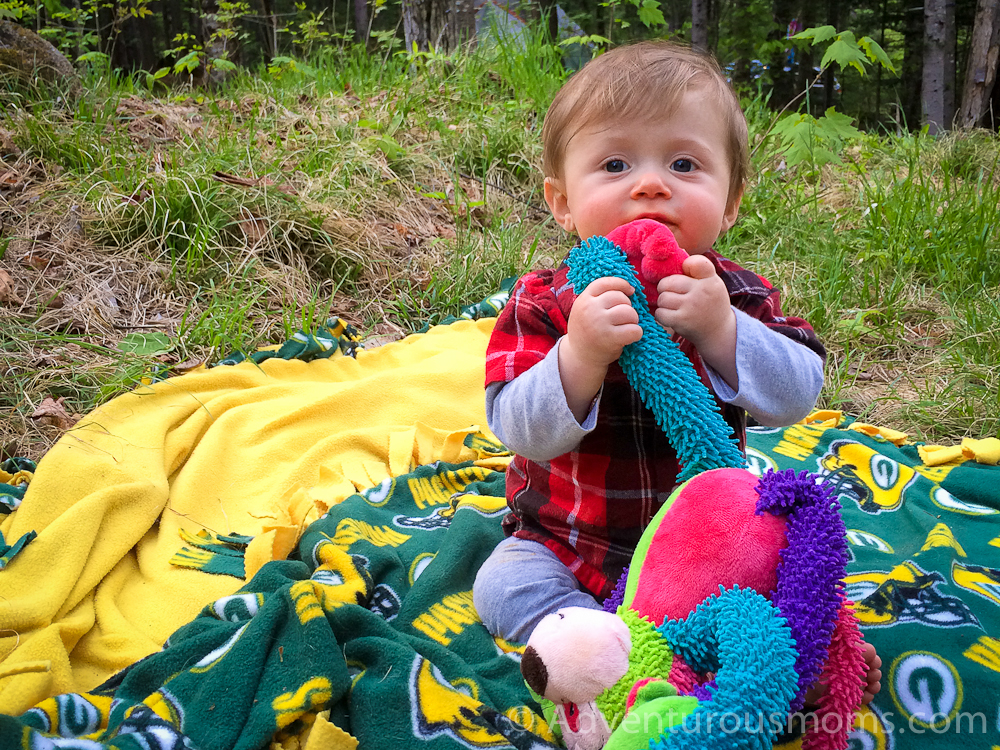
[792,25,837,45]
[820,39,869,76]
[211,58,237,71]
[836,310,878,336]
[858,36,896,74]
[76,51,110,65]
[771,113,809,138]
[173,50,201,74]
[117,332,173,356]
[817,107,863,141]
[637,0,665,27]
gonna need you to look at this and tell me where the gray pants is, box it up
[472,536,603,643]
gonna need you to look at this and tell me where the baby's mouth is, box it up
[634,215,675,229]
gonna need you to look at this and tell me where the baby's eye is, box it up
[604,159,627,173]
[671,159,694,173]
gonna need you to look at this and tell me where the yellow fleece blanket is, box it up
[0,319,498,715]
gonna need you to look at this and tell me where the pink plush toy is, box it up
[520,469,868,750]
[605,218,688,316]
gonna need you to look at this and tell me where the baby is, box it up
[474,40,880,703]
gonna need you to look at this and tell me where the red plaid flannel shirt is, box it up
[485,251,825,598]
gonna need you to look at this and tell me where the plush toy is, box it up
[519,220,868,750]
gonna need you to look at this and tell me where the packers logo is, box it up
[24,693,111,737]
[889,652,962,730]
[140,688,185,727]
[744,447,777,478]
[190,623,250,672]
[845,530,894,555]
[847,705,894,750]
[362,477,394,507]
[210,593,264,622]
[395,493,508,531]
[930,485,998,516]
[820,440,916,513]
[273,677,334,730]
[409,552,436,583]
[963,635,1000,673]
[409,656,509,747]
[845,561,979,628]
[294,545,373,620]
[951,562,1000,606]
[395,506,456,531]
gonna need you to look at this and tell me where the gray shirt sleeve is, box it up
[485,338,599,461]
[488,307,824,456]
[704,307,824,426]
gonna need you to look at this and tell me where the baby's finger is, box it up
[585,276,635,298]
[614,323,643,346]
[681,254,717,280]
[607,303,640,326]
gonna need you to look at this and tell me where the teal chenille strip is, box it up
[567,236,746,481]
[655,587,799,749]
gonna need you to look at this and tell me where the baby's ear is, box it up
[544,177,575,232]
[721,187,743,233]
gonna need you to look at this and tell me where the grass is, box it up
[1,36,999,460]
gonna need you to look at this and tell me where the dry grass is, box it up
[1,69,552,459]
[2,51,999,459]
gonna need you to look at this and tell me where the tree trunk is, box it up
[538,0,560,42]
[923,0,956,133]
[402,0,476,52]
[901,1,923,129]
[691,0,709,52]
[354,0,369,43]
[957,0,1000,128]
[258,0,278,59]
[402,0,428,51]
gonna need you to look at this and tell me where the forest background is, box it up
[0,0,999,460]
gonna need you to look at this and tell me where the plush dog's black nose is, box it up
[521,645,549,696]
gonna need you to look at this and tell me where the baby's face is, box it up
[544,87,740,255]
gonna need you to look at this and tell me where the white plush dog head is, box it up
[520,607,632,705]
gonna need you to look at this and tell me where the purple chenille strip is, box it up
[690,682,714,701]
[604,567,629,612]
[755,469,849,712]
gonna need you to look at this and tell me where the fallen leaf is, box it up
[0,269,17,304]
[434,223,457,240]
[122,188,152,205]
[239,215,269,246]
[212,171,258,188]
[21,252,51,270]
[31,397,82,431]
[257,175,298,196]
[172,358,205,374]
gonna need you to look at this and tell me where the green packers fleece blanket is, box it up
[1,316,999,750]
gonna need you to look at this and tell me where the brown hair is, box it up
[541,41,749,208]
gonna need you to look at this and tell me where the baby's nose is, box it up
[631,172,671,198]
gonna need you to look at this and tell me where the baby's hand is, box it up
[565,277,642,369]
[653,255,732,347]
[559,277,642,421]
